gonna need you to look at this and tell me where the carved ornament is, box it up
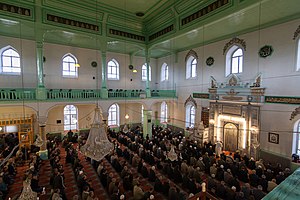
[223,37,246,55]
[290,107,300,120]
[184,95,197,108]
[185,49,198,63]
[293,25,300,40]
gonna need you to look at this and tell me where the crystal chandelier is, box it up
[80,107,114,161]
[167,145,178,161]
[33,135,43,147]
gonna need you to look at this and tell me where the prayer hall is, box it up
[0,0,300,200]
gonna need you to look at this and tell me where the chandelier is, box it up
[80,107,114,161]
[167,145,178,161]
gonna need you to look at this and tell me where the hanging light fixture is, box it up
[80,0,114,161]
[125,113,129,119]
[80,107,114,161]
[167,145,178,161]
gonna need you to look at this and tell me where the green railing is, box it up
[151,89,176,98]
[0,88,36,101]
[0,88,176,101]
[47,89,101,100]
[108,89,145,98]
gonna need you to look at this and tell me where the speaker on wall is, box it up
[91,61,97,67]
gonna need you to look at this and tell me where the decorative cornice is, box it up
[193,93,210,99]
[0,2,31,17]
[181,0,230,26]
[149,24,174,41]
[47,14,99,32]
[223,37,246,55]
[109,29,145,42]
[184,95,197,108]
[293,25,300,40]
[185,49,198,62]
[265,96,300,105]
[290,107,300,120]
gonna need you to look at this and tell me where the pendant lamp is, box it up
[80,107,114,161]
[167,145,178,161]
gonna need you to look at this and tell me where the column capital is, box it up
[36,41,43,49]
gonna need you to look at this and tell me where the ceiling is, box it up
[0,0,299,58]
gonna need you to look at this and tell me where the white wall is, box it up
[0,36,37,88]
[157,19,300,157]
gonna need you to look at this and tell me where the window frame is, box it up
[161,63,169,82]
[64,105,78,131]
[225,45,244,77]
[160,101,168,123]
[0,47,21,75]
[62,54,78,78]
[108,103,119,126]
[296,38,300,71]
[185,104,196,128]
[107,59,120,80]
[186,56,197,79]
[295,120,300,155]
[142,63,151,81]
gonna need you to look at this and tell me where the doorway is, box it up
[223,122,239,152]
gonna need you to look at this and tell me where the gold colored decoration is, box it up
[184,95,197,108]
[293,25,300,40]
[265,96,300,105]
[185,49,198,63]
[290,107,300,120]
[223,37,246,55]
[193,93,210,99]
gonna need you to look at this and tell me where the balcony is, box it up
[0,88,176,102]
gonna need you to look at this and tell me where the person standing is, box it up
[215,141,223,157]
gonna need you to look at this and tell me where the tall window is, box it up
[160,101,168,123]
[1,47,21,74]
[186,56,197,79]
[108,103,119,126]
[294,120,300,155]
[62,54,78,77]
[64,105,78,130]
[185,105,195,128]
[107,59,119,80]
[226,45,243,76]
[161,63,169,81]
[141,105,144,123]
[297,39,300,71]
[142,64,151,81]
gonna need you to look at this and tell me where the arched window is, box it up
[185,104,196,128]
[1,47,21,74]
[293,120,300,155]
[64,105,78,130]
[161,63,169,81]
[226,45,243,76]
[296,39,300,71]
[142,64,151,81]
[62,54,78,77]
[186,56,197,79]
[107,59,119,80]
[108,103,119,126]
[141,105,144,123]
[160,101,168,123]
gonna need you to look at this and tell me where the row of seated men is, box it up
[107,125,291,200]
[0,133,44,199]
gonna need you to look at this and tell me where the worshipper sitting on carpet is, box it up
[133,181,151,200]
